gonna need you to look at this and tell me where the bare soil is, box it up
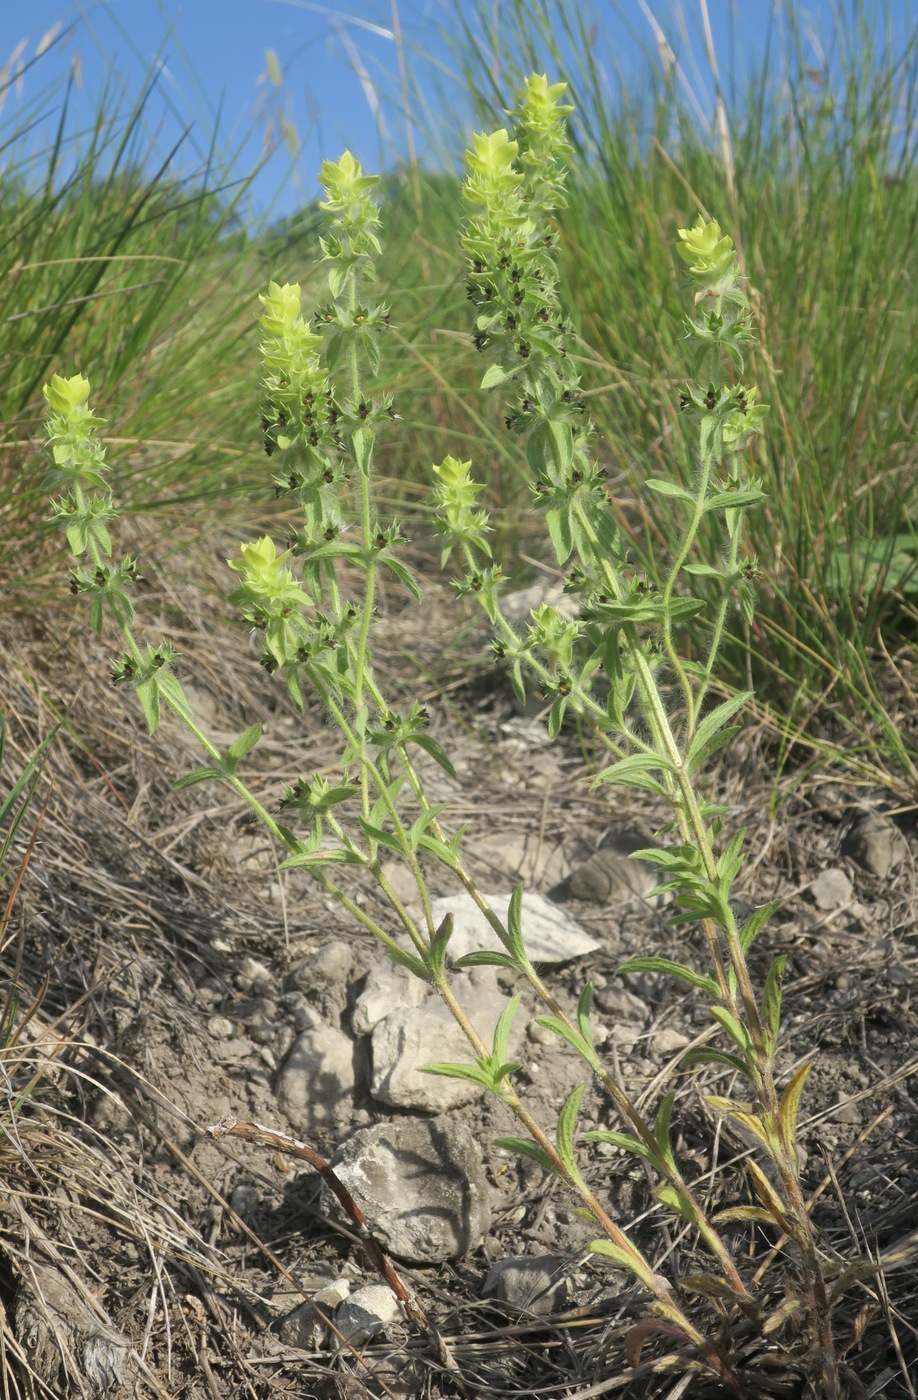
[2,527,917,1400]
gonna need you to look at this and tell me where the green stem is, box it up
[659,439,719,733]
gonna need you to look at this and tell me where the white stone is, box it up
[370,968,512,1111]
[274,1022,355,1128]
[335,1284,402,1344]
[430,889,600,965]
[325,1119,491,1263]
[351,961,427,1037]
[809,867,853,910]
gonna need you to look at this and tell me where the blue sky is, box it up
[0,1,911,227]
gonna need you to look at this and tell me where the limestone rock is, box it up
[566,830,656,905]
[843,812,908,879]
[370,967,511,1111]
[335,1284,402,1344]
[274,1022,356,1129]
[430,889,599,965]
[483,1255,570,1315]
[324,1119,491,1263]
[352,961,427,1037]
[809,867,853,910]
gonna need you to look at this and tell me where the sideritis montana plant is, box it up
[43,73,861,1398]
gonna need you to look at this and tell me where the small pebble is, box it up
[236,956,272,994]
[206,1015,236,1040]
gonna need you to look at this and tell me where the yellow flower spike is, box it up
[257,281,302,337]
[466,129,521,183]
[42,372,92,418]
[676,216,738,285]
[432,455,475,488]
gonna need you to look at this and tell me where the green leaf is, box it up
[591,752,671,794]
[654,1182,697,1221]
[709,1005,753,1055]
[157,673,193,722]
[547,695,566,738]
[681,1047,751,1077]
[584,1129,652,1161]
[386,945,430,978]
[686,694,752,771]
[505,884,526,963]
[545,507,573,564]
[481,362,516,390]
[491,993,522,1068]
[173,766,224,790]
[739,900,781,951]
[617,957,720,998]
[556,1083,586,1179]
[576,983,594,1047]
[357,818,404,854]
[587,1240,645,1273]
[352,425,374,477]
[535,1015,595,1066]
[704,487,764,513]
[135,676,160,734]
[428,913,454,980]
[381,554,422,601]
[280,848,363,870]
[451,950,519,971]
[414,734,457,779]
[644,478,696,504]
[761,955,786,1051]
[654,1093,676,1168]
[494,1137,558,1177]
[226,722,263,766]
[421,1061,494,1089]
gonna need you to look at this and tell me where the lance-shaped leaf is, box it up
[225,722,264,769]
[744,1159,794,1234]
[617,956,721,999]
[709,1005,753,1057]
[491,993,522,1076]
[494,1136,558,1177]
[451,950,519,972]
[281,847,364,870]
[644,478,696,504]
[706,1096,773,1153]
[422,1061,495,1089]
[504,884,527,964]
[576,983,594,1048]
[535,1013,596,1068]
[682,1046,752,1078]
[427,913,454,980]
[653,1093,678,1172]
[174,765,225,791]
[585,1126,654,1160]
[386,945,430,979]
[761,955,786,1054]
[591,752,672,794]
[703,486,764,513]
[357,818,404,854]
[685,692,752,772]
[653,1182,699,1224]
[739,900,782,951]
[413,733,457,779]
[555,1083,586,1185]
[778,1061,812,1154]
